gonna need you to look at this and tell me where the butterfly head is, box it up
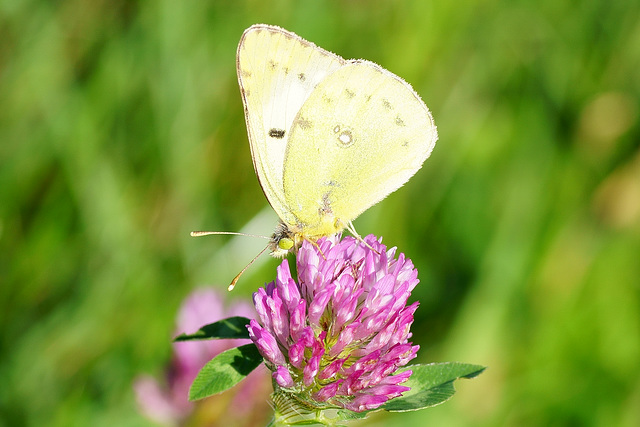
[269,221,300,258]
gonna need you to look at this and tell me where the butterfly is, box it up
[233,23,438,258]
[193,24,437,282]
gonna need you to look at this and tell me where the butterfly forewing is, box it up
[237,25,345,227]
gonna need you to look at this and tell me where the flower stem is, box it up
[270,390,344,426]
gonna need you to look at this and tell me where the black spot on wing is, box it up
[269,129,286,139]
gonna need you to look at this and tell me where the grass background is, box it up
[1,0,639,426]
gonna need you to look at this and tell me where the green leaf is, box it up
[174,316,251,341]
[382,362,486,412]
[188,343,263,401]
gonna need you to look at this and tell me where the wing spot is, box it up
[395,116,405,126]
[296,117,313,130]
[319,192,333,216]
[402,140,409,147]
[269,129,286,139]
[333,125,355,147]
[345,88,356,99]
[268,60,277,70]
[298,73,306,82]
[382,98,393,110]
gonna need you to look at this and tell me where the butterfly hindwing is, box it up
[282,60,437,235]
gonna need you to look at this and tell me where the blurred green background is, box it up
[2,0,639,426]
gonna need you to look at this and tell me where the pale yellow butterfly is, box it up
[193,24,437,278]
[234,24,438,258]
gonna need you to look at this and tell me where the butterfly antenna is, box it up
[228,244,270,291]
[190,230,270,240]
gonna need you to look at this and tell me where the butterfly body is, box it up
[236,24,437,257]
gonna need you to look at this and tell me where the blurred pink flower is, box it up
[134,288,269,426]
